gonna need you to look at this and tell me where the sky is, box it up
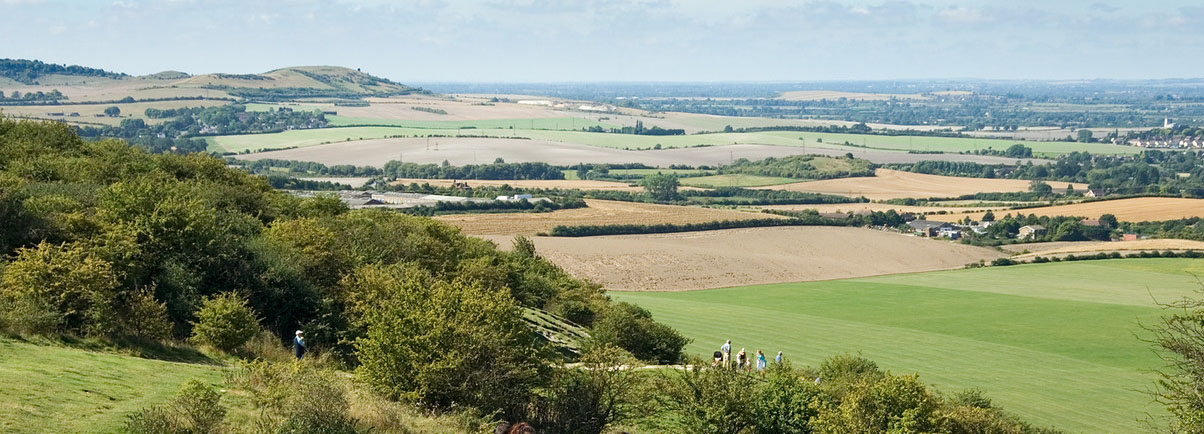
[2,0,1203,83]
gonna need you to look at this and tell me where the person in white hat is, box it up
[294,330,306,360]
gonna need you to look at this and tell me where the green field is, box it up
[612,259,1204,433]
[0,337,227,434]
[327,115,620,131]
[678,174,797,187]
[209,125,1140,157]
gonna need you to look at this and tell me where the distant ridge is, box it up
[0,58,128,84]
[173,65,422,100]
[1,59,421,100]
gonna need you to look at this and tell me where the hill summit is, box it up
[173,65,420,99]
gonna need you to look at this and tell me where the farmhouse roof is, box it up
[907,220,948,230]
[1021,224,1046,231]
[1080,218,1103,227]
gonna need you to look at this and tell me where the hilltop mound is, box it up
[143,70,191,80]
[174,65,420,99]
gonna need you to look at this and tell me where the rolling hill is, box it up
[173,65,421,98]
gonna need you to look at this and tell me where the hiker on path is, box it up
[756,350,767,371]
[294,330,306,360]
[775,351,783,364]
[720,339,731,368]
[736,348,747,371]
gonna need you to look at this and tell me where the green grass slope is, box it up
[612,258,1204,434]
[0,337,225,434]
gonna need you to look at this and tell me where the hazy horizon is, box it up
[4,0,1203,83]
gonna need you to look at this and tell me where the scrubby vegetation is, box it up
[0,117,687,428]
[721,154,876,179]
[76,104,326,153]
[0,58,127,84]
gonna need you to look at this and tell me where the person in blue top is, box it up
[775,351,783,364]
[294,330,306,360]
[755,350,767,372]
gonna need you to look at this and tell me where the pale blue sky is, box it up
[3,0,1202,82]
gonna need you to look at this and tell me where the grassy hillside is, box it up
[612,258,1204,433]
[176,66,418,99]
[0,337,225,434]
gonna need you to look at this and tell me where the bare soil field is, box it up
[478,226,1005,291]
[778,90,929,101]
[757,203,1006,215]
[437,199,780,235]
[757,169,1087,200]
[240,137,1050,167]
[392,178,642,191]
[926,197,1204,223]
[1009,239,1204,260]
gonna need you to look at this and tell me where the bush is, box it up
[0,290,61,335]
[590,302,689,364]
[348,264,551,417]
[0,241,119,336]
[654,365,760,434]
[532,346,644,434]
[118,289,173,340]
[225,360,362,434]
[124,379,226,434]
[190,292,260,353]
[752,363,824,434]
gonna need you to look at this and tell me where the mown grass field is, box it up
[612,259,1204,433]
[0,337,227,434]
[208,125,1139,157]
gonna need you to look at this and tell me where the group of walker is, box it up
[713,339,781,372]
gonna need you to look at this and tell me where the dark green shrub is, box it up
[533,346,644,434]
[752,363,824,434]
[349,264,551,417]
[190,292,260,353]
[590,302,688,364]
[654,365,760,434]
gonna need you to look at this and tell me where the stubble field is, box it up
[436,199,780,235]
[480,226,1004,291]
[757,168,1088,200]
